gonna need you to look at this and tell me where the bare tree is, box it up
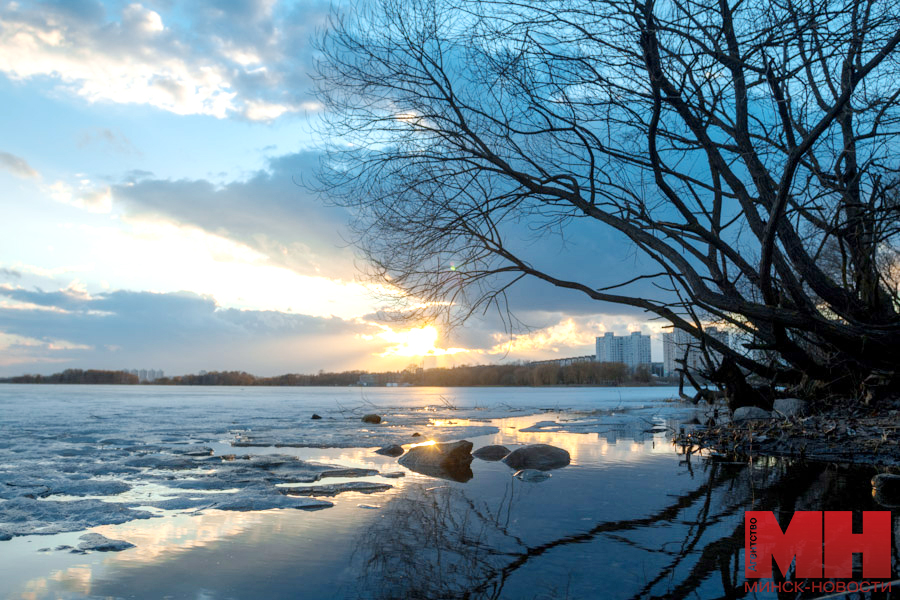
[314,0,900,405]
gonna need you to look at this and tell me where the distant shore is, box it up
[0,364,679,388]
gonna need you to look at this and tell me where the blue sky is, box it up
[0,0,664,376]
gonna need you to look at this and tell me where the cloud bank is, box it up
[0,0,329,120]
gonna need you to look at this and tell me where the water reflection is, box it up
[350,456,894,599]
[6,405,899,599]
[352,481,521,599]
[486,412,682,466]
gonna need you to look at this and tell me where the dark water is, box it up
[0,386,896,599]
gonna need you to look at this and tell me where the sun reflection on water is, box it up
[7,404,685,599]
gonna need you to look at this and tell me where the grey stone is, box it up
[374,445,404,457]
[472,445,511,461]
[398,440,474,482]
[773,398,808,417]
[502,444,570,471]
[872,474,900,508]
[361,414,382,424]
[872,473,900,494]
[732,406,773,422]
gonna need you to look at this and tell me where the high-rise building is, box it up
[662,327,729,376]
[595,332,651,369]
[128,368,165,382]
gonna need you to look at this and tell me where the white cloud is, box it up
[244,99,295,121]
[44,180,112,213]
[0,287,445,375]
[489,318,599,355]
[0,1,328,121]
[0,331,91,367]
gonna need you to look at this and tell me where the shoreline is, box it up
[677,403,900,468]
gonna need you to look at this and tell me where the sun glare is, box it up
[370,324,468,358]
[409,440,437,448]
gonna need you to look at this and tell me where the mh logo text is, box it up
[745,511,892,579]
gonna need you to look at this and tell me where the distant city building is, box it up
[128,369,164,383]
[530,355,595,367]
[595,332,651,369]
[662,327,729,376]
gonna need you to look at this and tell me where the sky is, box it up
[0,0,666,376]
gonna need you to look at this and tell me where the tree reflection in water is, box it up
[351,451,896,599]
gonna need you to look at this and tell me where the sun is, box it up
[371,324,468,358]
[400,325,440,356]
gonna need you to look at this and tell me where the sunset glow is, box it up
[368,324,469,358]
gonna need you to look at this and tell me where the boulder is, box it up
[502,444,570,471]
[873,474,900,494]
[311,414,322,420]
[773,398,808,418]
[411,432,421,437]
[472,445,511,461]
[361,414,382,424]
[873,474,900,508]
[514,469,551,483]
[398,440,474,482]
[732,406,772,422]
[374,445,404,457]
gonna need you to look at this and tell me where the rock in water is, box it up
[311,414,322,420]
[873,473,900,491]
[398,440,474,482]
[502,444,570,471]
[361,414,382,424]
[773,398,807,417]
[472,445,511,461]
[514,469,551,483]
[872,474,900,507]
[77,533,135,552]
[732,406,772,422]
[374,445,404,457]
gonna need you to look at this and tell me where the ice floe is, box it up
[76,532,135,552]
[0,403,493,541]
[282,482,393,497]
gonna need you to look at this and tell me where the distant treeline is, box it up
[156,371,366,386]
[1,362,660,387]
[1,369,139,385]
[413,362,647,386]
